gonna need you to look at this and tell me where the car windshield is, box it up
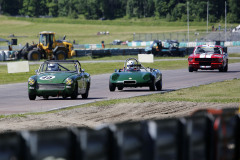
[194,46,222,54]
[39,61,79,73]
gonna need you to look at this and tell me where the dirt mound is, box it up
[0,102,237,133]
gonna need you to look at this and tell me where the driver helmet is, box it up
[47,63,59,71]
[127,60,135,69]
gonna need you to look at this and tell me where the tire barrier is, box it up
[75,49,145,58]
[0,108,239,160]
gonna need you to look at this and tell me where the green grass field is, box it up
[80,78,240,108]
[0,15,233,46]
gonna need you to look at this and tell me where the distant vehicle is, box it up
[109,58,162,91]
[145,40,186,57]
[232,25,240,32]
[28,60,91,100]
[188,45,228,72]
[18,31,75,61]
[111,40,122,45]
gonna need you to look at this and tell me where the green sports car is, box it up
[109,58,162,91]
[28,60,91,100]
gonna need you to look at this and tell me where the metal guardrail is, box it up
[0,108,239,160]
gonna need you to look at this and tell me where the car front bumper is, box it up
[189,62,224,70]
[28,83,74,97]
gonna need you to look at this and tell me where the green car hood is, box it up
[37,72,76,84]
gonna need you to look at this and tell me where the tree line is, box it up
[1,0,240,23]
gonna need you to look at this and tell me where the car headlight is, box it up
[111,73,119,81]
[28,78,35,85]
[65,78,73,85]
[218,58,223,62]
[143,74,150,81]
[188,58,193,62]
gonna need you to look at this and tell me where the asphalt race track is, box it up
[0,63,240,115]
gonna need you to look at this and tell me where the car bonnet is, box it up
[37,72,76,84]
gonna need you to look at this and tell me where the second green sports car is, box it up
[28,60,91,100]
[109,58,162,91]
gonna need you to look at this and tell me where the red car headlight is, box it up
[188,58,193,62]
[218,58,223,62]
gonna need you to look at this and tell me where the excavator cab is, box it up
[39,32,55,50]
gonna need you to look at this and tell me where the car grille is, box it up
[199,62,211,66]
[37,83,65,90]
[124,80,136,84]
[195,58,218,62]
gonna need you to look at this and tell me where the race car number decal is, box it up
[40,76,55,80]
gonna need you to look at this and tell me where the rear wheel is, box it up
[109,82,116,91]
[82,83,90,99]
[71,83,78,99]
[55,50,66,60]
[156,79,162,91]
[29,93,36,100]
[28,50,41,61]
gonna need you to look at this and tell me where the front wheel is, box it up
[28,50,41,61]
[109,82,116,91]
[29,93,36,100]
[223,63,228,72]
[188,66,193,72]
[82,83,90,99]
[149,79,155,91]
[71,83,78,99]
[156,79,162,91]
[118,86,123,90]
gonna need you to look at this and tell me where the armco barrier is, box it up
[0,109,239,160]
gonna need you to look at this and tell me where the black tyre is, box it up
[109,82,116,91]
[223,63,228,72]
[29,93,36,100]
[82,83,90,99]
[219,67,224,72]
[55,50,66,60]
[188,66,193,72]
[71,83,78,99]
[28,50,41,61]
[118,86,123,90]
[149,79,155,91]
[156,79,162,91]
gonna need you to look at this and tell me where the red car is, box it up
[188,45,228,72]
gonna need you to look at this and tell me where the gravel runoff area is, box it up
[0,101,238,133]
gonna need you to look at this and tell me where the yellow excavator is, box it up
[19,31,75,61]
